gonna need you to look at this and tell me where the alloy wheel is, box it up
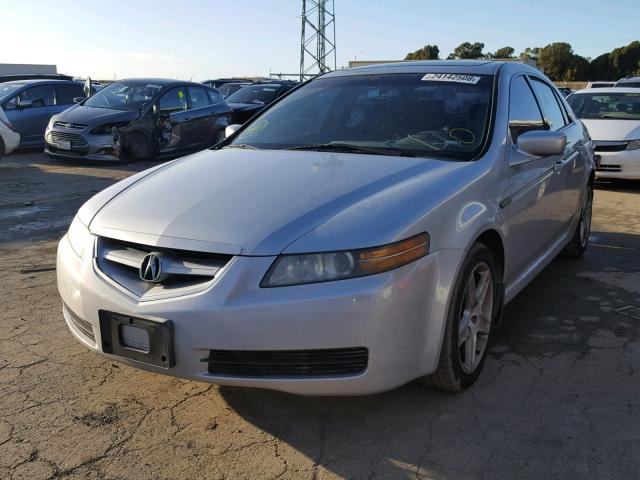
[458,262,494,374]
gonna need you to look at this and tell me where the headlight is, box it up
[627,139,640,150]
[261,233,429,287]
[47,116,56,130]
[67,216,91,257]
[90,122,129,135]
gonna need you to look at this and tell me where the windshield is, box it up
[568,92,640,120]
[83,81,163,110]
[230,73,494,160]
[226,85,279,105]
[0,83,24,102]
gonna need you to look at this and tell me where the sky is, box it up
[2,0,639,81]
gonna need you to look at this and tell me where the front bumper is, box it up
[595,148,640,180]
[57,234,463,395]
[45,126,120,162]
[0,130,20,155]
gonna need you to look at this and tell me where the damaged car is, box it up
[45,78,232,162]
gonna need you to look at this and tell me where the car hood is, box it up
[581,119,640,141]
[89,148,467,256]
[55,104,140,127]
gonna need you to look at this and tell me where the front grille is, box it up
[48,130,88,147]
[205,348,369,377]
[597,164,622,172]
[594,142,628,152]
[96,236,232,299]
[64,303,95,342]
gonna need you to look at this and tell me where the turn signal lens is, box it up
[262,233,429,287]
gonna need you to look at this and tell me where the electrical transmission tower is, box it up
[299,0,336,82]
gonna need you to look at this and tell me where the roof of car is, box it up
[3,79,82,86]
[114,78,218,89]
[572,87,640,95]
[325,60,520,78]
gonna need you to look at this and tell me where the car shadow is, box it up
[220,230,640,478]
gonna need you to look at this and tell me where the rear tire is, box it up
[562,182,593,258]
[422,243,500,392]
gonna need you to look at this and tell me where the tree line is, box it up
[404,41,640,81]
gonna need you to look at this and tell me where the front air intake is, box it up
[205,348,369,377]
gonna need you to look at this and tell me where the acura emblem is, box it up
[139,253,163,282]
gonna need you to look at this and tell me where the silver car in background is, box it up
[57,61,594,395]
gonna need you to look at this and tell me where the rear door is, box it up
[185,85,214,149]
[155,86,189,153]
[4,84,56,144]
[502,75,568,285]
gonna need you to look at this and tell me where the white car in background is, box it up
[0,107,20,157]
[568,88,640,179]
[586,81,616,89]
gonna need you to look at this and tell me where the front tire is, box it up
[562,182,593,258]
[422,243,499,392]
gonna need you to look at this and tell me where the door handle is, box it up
[554,159,564,173]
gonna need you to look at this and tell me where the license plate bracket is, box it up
[99,311,175,368]
[56,139,71,150]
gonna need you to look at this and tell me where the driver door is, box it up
[5,84,56,145]
[501,75,567,286]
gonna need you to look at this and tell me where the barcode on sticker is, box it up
[421,73,481,84]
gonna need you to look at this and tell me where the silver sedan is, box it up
[57,61,595,395]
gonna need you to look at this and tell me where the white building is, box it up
[0,64,57,75]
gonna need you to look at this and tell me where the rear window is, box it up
[232,73,494,161]
[568,92,640,120]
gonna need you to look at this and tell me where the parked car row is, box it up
[0,75,299,162]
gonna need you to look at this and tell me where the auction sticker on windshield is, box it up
[421,73,481,84]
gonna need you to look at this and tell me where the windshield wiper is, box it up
[223,144,257,150]
[286,143,416,157]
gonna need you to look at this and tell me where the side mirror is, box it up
[17,98,33,109]
[224,124,242,139]
[73,97,86,104]
[516,130,567,157]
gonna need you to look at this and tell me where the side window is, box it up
[207,89,220,104]
[21,85,55,108]
[508,76,545,141]
[529,78,566,131]
[157,87,187,113]
[55,84,84,105]
[187,86,210,109]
